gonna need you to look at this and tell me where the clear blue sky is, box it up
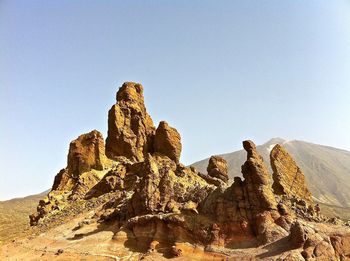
[1,1,349,200]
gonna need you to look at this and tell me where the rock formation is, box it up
[154,121,182,163]
[207,156,228,182]
[105,82,155,162]
[27,82,350,260]
[241,140,277,211]
[30,130,112,225]
[130,154,213,216]
[51,130,111,193]
[67,130,107,177]
[270,144,313,202]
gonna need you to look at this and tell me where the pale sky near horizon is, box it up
[1,1,350,200]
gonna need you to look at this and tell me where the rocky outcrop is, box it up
[154,121,182,163]
[30,130,111,225]
[105,82,155,162]
[241,140,277,211]
[52,130,110,192]
[270,144,313,202]
[67,130,107,177]
[207,156,228,183]
[85,163,129,199]
[199,141,289,246]
[130,154,212,216]
[28,81,350,260]
[288,221,342,260]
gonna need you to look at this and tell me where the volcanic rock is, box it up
[30,130,112,225]
[200,141,288,245]
[25,82,350,260]
[105,82,155,162]
[270,144,312,202]
[85,163,128,199]
[241,140,277,211]
[52,130,110,192]
[68,130,107,176]
[207,156,228,183]
[130,154,212,216]
[290,221,307,248]
[154,121,182,163]
[330,234,350,258]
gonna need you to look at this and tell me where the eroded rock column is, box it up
[105,82,155,162]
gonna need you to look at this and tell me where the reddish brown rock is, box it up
[207,156,228,183]
[289,221,307,248]
[154,121,182,163]
[27,81,349,260]
[105,82,155,162]
[241,140,277,211]
[52,130,109,191]
[85,164,129,199]
[130,154,212,216]
[200,141,287,246]
[51,168,70,191]
[30,130,111,225]
[67,130,107,177]
[330,234,350,258]
[270,144,312,202]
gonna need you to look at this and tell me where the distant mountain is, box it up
[0,190,48,244]
[191,138,350,208]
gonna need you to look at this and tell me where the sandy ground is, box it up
[1,209,348,261]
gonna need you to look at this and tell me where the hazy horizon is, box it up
[1,1,350,200]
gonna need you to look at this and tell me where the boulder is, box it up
[105,82,155,162]
[289,221,307,248]
[154,121,182,163]
[270,144,312,202]
[207,156,228,183]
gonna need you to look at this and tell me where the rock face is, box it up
[130,154,212,216]
[199,140,289,247]
[29,130,111,225]
[68,130,107,177]
[52,130,110,192]
[270,144,313,202]
[241,140,277,211]
[28,82,350,260]
[207,156,228,182]
[85,163,128,199]
[105,82,155,162]
[154,121,182,163]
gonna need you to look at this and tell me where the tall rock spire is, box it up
[270,144,313,202]
[241,140,277,211]
[105,82,155,162]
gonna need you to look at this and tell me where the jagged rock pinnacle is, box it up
[154,121,182,163]
[207,156,228,183]
[105,82,155,162]
[270,144,313,202]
